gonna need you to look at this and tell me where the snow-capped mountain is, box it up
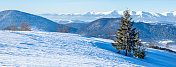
[0,10,74,32]
[39,10,176,24]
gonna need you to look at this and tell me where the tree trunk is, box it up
[125,48,127,56]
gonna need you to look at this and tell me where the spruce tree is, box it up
[111,10,145,59]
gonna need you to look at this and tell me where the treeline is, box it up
[4,22,31,31]
[56,24,70,33]
[3,22,71,32]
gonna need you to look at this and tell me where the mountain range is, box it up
[71,18,176,45]
[39,10,176,24]
[0,10,175,45]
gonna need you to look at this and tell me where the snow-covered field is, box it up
[0,31,175,67]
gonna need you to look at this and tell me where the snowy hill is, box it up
[0,10,74,32]
[39,10,176,24]
[0,31,175,66]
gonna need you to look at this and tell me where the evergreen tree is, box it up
[132,32,145,59]
[111,10,145,59]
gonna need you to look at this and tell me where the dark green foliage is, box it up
[111,10,146,59]
[3,24,19,31]
[133,47,146,59]
[149,45,176,53]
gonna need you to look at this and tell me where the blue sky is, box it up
[0,0,175,14]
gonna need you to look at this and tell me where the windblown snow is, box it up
[0,31,175,67]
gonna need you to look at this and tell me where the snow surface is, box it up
[158,40,174,44]
[0,31,175,67]
[157,40,176,51]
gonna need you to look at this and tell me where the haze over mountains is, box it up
[39,10,176,24]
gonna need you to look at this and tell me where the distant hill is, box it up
[0,10,74,32]
[76,18,121,38]
[58,20,88,24]
[65,23,88,29]
[76,18,176,44]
